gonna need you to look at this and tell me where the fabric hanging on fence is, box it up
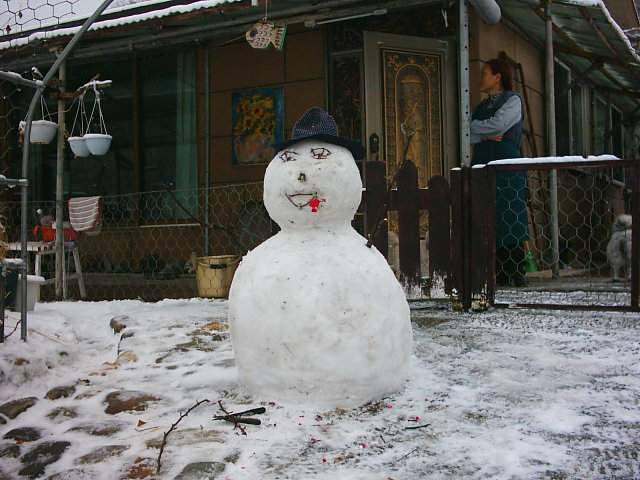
[174,51,197,218]
[68,196,101,233]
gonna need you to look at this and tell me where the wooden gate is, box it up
[359,160,452,294]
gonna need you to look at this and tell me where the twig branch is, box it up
[3,320,20,339]
[156,399,209,474]
[404,423,430,430]
[390,447,420,465]
[214,401,265,434]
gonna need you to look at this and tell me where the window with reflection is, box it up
[140,50,197,221]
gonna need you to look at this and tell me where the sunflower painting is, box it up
[232,87,284,165]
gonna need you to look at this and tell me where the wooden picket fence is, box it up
[361,157,640,312]
[359,160,452,294]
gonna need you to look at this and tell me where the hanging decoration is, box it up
[245,0,286,50]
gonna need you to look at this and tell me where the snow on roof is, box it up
[0,0,242,51]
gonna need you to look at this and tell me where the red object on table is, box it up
[33,225,78,242]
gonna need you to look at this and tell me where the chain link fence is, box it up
[488,160,637,309]
[1,0,79,37]
[1,183,274,301]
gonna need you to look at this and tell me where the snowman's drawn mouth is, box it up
[285,192,317,209]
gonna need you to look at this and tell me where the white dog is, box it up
[606,214,632,281]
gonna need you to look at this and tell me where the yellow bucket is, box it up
[196,255,241,298]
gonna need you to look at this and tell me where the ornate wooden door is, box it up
[364,32,455,187]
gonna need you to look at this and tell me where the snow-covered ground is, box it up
[0,299,639,479]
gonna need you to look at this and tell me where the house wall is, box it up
[208,28,326,185]
[468,10,546,157]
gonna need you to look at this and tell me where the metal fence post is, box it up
[632,163,640,311]
[545,0,560,278]
[462,166,472,310]
[458,0,472,168]
[486,164,496,306]
[55,58,66,300]
[0,267,5,343]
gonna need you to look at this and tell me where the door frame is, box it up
[363,31,457,177]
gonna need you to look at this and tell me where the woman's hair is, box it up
[485,58,513,91]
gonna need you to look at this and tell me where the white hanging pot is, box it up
[84,133,112,155]
[29,120,58,144]
[68,136,90,157]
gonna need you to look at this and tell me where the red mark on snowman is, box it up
[308,196,325,213]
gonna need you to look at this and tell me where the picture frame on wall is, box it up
[232,87,285,165]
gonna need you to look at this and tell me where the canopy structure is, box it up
[499,0,640,112]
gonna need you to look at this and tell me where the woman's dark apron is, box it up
[471,91,529,248]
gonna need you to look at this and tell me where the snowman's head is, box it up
[263,139,362,229]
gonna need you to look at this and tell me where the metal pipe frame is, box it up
[500,10,640,102]
[0,176,28,187]
[17,0,117,340]
[0,71,41,89]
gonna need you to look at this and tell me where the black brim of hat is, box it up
[274,134,365,160]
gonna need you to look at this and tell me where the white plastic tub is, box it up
[15,275,45,312]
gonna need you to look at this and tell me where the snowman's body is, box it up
[229,139,412,408]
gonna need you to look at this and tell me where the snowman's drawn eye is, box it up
[310,147,332,160]
[279,150,298,162]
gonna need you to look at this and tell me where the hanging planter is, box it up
[84,133,112,155]
[68,136,90,157]
[19,96,57,144]
[67,93,90,157]
[84,85,112,156]
[30,120,58,144]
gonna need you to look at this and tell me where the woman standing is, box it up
[471,58,529,287]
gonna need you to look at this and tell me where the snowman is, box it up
[229,107,412,408]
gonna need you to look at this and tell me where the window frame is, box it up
[554,61,572,156]
[591,92,610,155]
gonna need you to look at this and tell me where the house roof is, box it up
[3,0,640,113]
[0,0,446,63]
[0,0,243,50]
[499,0,640,111]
